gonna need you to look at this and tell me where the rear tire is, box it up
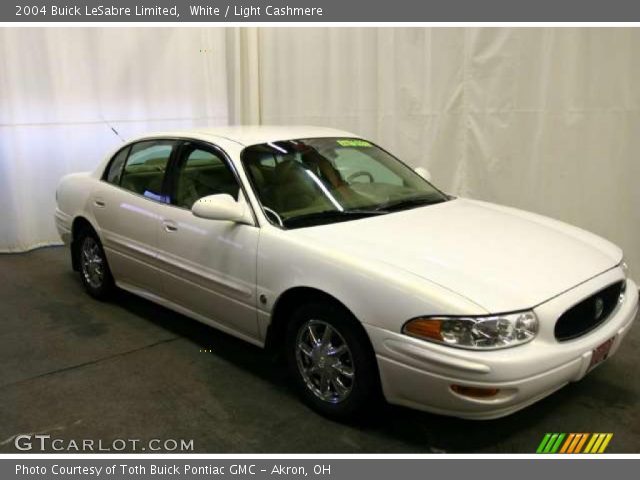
[285,300,380,420]
[77,228,114,300]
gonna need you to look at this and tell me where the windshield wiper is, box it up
[283,209,386,228]
[374,196,447,212]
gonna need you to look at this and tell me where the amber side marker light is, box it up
[403,318,443,340]
[451,385,500,398]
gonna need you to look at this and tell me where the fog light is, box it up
[451,385,500,398]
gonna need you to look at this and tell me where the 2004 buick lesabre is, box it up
[55,126,638,420]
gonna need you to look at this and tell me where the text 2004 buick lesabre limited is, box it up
[55,126,638,420]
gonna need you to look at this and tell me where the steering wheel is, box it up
[347,171,374,183]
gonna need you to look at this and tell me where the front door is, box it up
[156,141,261,343]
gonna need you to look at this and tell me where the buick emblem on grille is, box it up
[594,297,605,320]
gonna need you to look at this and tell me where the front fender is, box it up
[257,227,487,335]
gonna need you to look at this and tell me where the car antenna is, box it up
[100,115,126,143]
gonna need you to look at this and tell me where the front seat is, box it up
[175,173,200,209]
[274,160,318,213]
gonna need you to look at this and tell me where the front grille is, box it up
[554,281,625,342]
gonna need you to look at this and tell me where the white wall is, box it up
[1,27,638,276]
[0,28,232,251]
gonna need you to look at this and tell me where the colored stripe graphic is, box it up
[576,433,590,453]
[584,433,614,453]
[559,433,575,453]
[544,433,559,453]
[550,433,565,453]
[584,434,598,453]
[567,433,583,453]
[538,433,613,453]
[537,433,566,453]
[598,433,613,453]
[536,433,552,453]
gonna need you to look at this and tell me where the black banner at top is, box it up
[3,0,640,22]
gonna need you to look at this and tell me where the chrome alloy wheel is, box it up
[295,319,355,404]
[80,237,104,289]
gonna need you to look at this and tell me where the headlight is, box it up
[403,311,538,350]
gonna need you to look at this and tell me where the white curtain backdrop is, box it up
[0,28,234,252]
[1,27,639,276]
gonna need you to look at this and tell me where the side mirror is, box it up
[192,194,251,224]
[414,167,432,182]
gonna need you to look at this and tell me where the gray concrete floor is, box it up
[0,246,638,453]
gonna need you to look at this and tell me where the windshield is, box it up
[241,137,448,228]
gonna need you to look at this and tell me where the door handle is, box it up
[94,199,106,208]
[163,221,178,232]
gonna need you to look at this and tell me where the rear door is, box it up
[92,139,177,294]
[155,140,261,343]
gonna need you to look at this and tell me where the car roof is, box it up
[135,125,361,147]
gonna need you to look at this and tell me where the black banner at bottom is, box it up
[3,459,638,480]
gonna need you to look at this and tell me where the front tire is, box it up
[285,301,380,420]
[77,229,114,300]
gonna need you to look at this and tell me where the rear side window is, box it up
[104,146,130,185]
[120,140,174,202]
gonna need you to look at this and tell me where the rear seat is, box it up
[121,171,165,197]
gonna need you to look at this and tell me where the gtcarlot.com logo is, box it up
[536,433,613,454]
[14,434,194,452]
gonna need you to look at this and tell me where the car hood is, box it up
[289,198,622,313]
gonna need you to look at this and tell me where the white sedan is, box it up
[55,126,638,420]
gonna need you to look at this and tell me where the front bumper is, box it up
[366,268,638,420]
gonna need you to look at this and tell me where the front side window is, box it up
[173,145,240,210]
[120,140,173,202]
[241,138,448,228]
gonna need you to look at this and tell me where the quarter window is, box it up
[104,146,130,185]
[120,140,174,202]
[174,146,240,209]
